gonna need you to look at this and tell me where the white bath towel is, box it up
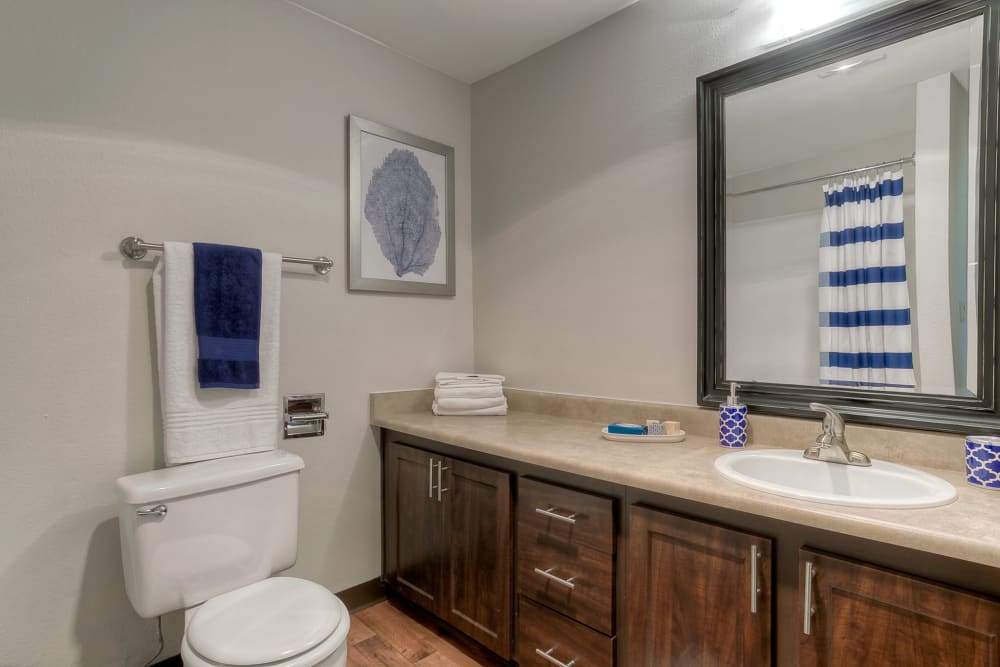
[434,396,507,411]
[432,398,508,416]
[434,385,504,400]
[434,382,504,392]
[153,242,282,465]
[435,372,505,386]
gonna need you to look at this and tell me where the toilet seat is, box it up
[180,577,350,667]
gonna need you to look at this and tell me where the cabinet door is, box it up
[626,505,772,666]
[384,441,445,615]
[443,457,513,659]
[799,549,1000,666]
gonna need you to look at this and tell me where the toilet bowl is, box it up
[180,578,350,667]
[115,451,349,667]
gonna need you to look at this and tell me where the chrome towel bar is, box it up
[119,236,333,275]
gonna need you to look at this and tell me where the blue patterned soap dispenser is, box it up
[965,436,1000,488]
[720,382,748,448]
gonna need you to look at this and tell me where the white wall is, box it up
[914,73,961,395]
[727,210,822,385]
[967,57,982,391]
[471,1,781,403]
[727,132,916,223]
[0,2,472,666]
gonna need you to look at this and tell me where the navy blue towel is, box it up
[193,243,263,389]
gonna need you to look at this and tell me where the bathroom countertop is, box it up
[372,406,1000,569]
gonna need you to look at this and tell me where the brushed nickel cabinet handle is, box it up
[750,544,761,614]
[436,461,448,502]
[535,647,576,667]
[533,567,576,589]
[428,458,434,499]
[534,506,577,524]
[803,560,816,635]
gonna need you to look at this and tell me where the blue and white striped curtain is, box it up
[819,170,916,391]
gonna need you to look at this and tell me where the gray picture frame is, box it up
[348,115,456,296]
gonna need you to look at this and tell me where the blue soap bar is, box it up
[607,422,647,435]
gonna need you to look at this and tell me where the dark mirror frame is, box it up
[697,0,1000,434]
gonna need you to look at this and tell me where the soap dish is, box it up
[602,427,686,444]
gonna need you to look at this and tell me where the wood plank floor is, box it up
[347,600,505,667]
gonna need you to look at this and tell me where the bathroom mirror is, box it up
[697,0,1000,433]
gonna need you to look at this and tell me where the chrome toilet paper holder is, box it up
[284,393,328,439]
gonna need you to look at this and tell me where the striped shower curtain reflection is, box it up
[818,170,916,391]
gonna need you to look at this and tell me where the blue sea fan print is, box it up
[364,148,441,277]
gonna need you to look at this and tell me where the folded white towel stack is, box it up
[153,242,282,465]
[432,372,507,416]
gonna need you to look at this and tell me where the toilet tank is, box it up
[115,450,305,618]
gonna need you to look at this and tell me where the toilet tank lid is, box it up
[115,450,304,504]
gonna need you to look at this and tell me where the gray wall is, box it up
[0,2,472,665]
[471,1,777,403]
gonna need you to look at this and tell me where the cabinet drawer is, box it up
[518,478,614,554]
[519,597,614,667]
[518,525,614,634]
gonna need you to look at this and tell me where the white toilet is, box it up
[115,450,350,667]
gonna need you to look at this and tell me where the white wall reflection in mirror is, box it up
[725,16,982,397]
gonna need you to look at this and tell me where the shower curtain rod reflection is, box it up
[727,153,916,197]
[117,236,333,275]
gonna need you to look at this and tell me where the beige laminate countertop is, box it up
[373,408,1000,569]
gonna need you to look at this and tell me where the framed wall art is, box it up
[348,115,455,295]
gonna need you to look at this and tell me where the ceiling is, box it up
[287,0,640,83]
[726,16,982,175]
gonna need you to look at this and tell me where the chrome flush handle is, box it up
[136,504,167,518]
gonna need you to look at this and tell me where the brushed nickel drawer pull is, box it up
[533,567,576,589]
[535,506,577,524]
[535,647,576,667]
[428,458,435,499]
[803,560,816,635]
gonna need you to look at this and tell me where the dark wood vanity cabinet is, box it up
[626,505,773,666]
[383,441,513,659]
[798,549,1000,667]
[381,431,1000,666]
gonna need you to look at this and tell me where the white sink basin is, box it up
[714,449,957,509]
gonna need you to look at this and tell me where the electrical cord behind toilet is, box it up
[142,615,164,667]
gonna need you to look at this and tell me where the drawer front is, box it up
[518,525,614,634]
[518,478,614,554]
[518,597,614,667]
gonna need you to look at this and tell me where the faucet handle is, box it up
[805,404,870,466]
[809,403,845,437]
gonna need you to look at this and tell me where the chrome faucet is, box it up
[804,403,871,466]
